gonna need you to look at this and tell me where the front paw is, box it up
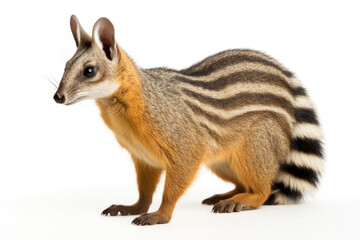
[132,212,170,225]
[101,204,148,216]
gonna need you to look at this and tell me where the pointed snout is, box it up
[53,92,66,104]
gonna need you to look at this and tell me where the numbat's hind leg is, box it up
[202,188,242,205]
[203,162,247,205]
[212,193,268,213]
[212,113,290,213]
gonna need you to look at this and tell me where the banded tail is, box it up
[265,79,325,205]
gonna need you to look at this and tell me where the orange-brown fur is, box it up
[97,47,291,222]
[55,16,324,226]
[97,47,203,222]
[97,47,170,169]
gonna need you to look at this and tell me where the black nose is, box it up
[54,92,65,104]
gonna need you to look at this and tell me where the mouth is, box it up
[64,95,88,105]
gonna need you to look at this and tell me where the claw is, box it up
[102,204,148,216]
[131,212,169,226]
[213,200,244,213]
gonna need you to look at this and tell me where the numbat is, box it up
[54,15,324,225]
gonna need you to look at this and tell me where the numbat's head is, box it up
[54,15,120,105]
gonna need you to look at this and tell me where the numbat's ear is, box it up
[92,17,117,61]
[70,15,91,47]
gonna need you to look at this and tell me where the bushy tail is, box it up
[265,78,325,205]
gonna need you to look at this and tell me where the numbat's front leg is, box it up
[132,159,200,225]
[102,157,163,216]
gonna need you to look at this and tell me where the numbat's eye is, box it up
[83,66,95,77]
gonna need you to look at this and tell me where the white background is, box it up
[0,0,359,239]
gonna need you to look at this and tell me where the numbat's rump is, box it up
[54,15,324,226]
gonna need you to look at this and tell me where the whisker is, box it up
[49,74,59,85]
[58,43,69,63]
[50,79,58,89]
[42,75,58,90]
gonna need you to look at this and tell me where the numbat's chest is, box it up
[100,105,166,169]
[116,132,165,169]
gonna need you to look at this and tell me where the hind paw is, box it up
[212,199,245,213]
[202,194,225,205]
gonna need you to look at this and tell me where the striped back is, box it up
[177,50,296,140]
[145,49,324,204]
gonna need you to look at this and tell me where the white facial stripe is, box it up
[79,80,120,99]
[64,80,120,105]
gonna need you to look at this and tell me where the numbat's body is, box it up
[54,15,324,225]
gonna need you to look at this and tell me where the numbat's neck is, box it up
[96,47,145,130]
